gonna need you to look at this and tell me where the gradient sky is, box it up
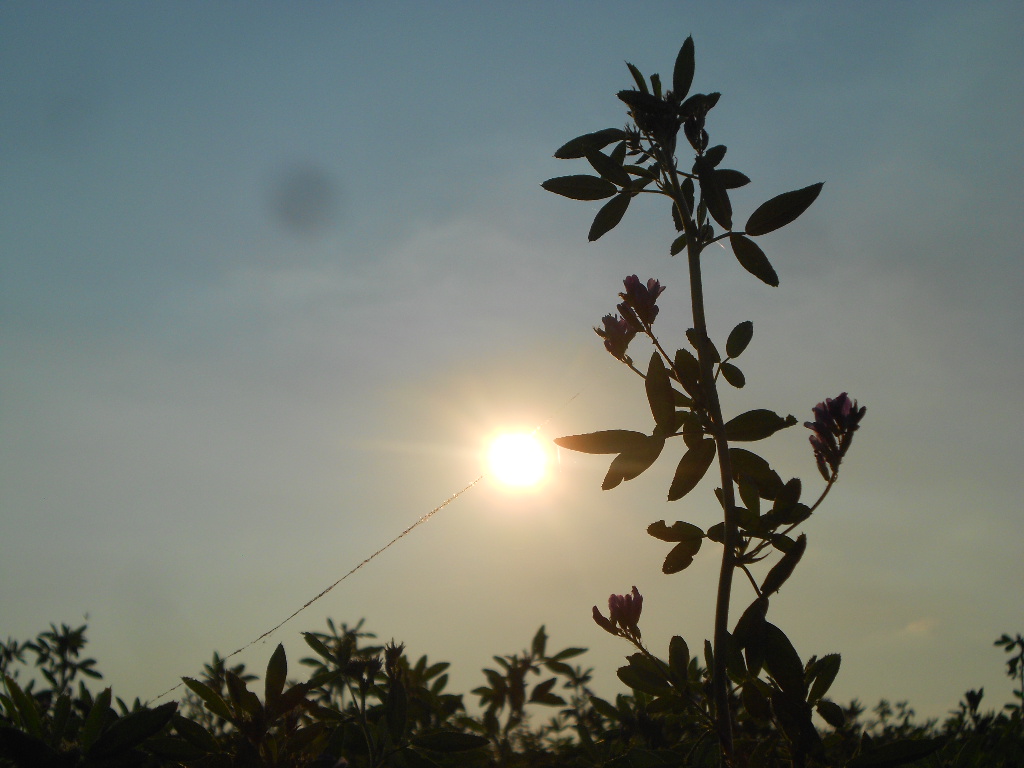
[2,2,1022,722]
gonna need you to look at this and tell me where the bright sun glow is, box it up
[487,432,548,487]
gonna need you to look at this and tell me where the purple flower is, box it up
[617,275,666,332]
[594,314,636,361]
[805,392,866,480]
[593,586,643,638]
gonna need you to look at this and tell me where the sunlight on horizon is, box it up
[486,432,549,488]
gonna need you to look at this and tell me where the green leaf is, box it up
[542,175,617,201]
[672,348,701,397]
[543,660,574,677]
[589,696,620,721]
[89,702,178,759]
[696,159,732,229]
[610,140,627,165]
[807,653,842,705]
[719,362,745,388]
[645,353,676,433]
[760,533,807,597]
[662,538,703,574]
[771,688,823,759]
[529,677,557,702]
[816,698,846,728]
[412,730,489,753]
[81,688,113,752]
[704,145,727,167]
[617,657,671,696]
[265,644,287,710]
[555,430,650,454]
[743,682,772,722]
[667,439,716,501]
[51,695,72,744]
[734,597,769,673]
[586,150,632,187]
[670,233,687,256]
[724,410,796,442]
[302,632,333,662]
[729,234,778,286]
[726,321,753,358]
[668,636,690,685]
[672,37,695,100]
[745,182,824,236]
[763,623,805,696]
[182,678,233,722]
[649,73,662,99]
[1,676,42,737]
[531,626,547,659]
[173,714,220,753]
[625,62,649,94]
[687,328,720,363]
[647,520,704,542]
[386,678,408,742]
[602,435,665,490]
[847,737,945,768]
[716,169,750,189]
[737,475,760,517]
[589,192,631,242]
[549,646,587,661]
[625,163,660,181]
[554,128,629,159]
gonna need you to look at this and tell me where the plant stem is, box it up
[665,162,738,763]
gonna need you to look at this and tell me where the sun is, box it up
[487,432,548,488]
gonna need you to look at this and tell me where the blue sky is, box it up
[2,2,1022,721]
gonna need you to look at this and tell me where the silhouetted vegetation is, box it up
[1,621,1022,766]
[4,35,1019,768]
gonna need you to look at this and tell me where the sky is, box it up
[2,2,1022,723]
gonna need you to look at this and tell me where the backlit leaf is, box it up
[586,150,632,187]
[672,37,695,100]
[264,644,287,708]
[542,175,616,201]
[647,520,704,542]
[760,533,807,597]
[662,538,703,574]
[182,679,232,722]
[669,636,690,685]
[816,699,846,728]
[588,193,631,241]
[645,353,676,433]
[555,430,650,454]
[667,439,716,500]
[625,62,649,93]
[89,702,178,759]
[724,410,796,442]
[729,448,783,500]
[730,234,778,286]
[807,653,842,705]
[673,348,701,397]
[726,321,753,358]
[704,144,727,167]
[745,182,824,236]
[696,159,732,229]
[554,128,629,159]
[602,436,665,490]
[720,362,745,388]
[716,169,750,189]
[763,623,805,696]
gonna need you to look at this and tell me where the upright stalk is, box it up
[669,171,738,763]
